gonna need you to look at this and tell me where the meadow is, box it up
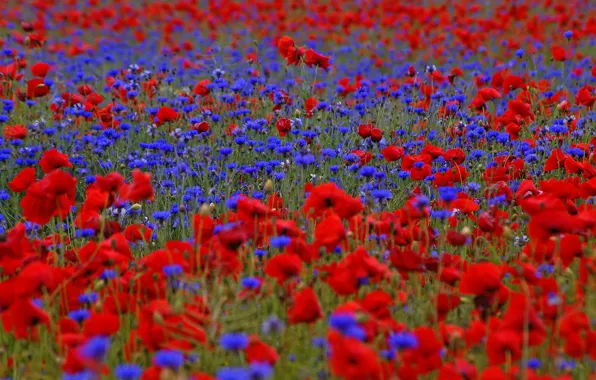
[0,0,596,379]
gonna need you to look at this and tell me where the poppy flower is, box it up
[193,79,211,97]
[83,312,120,337]
[156,107,179,124]
[1,298,51,340]
[528,210,585,241]
[304,49,330,70]
[8,167,36,193]
[39,149,72,174]
[328,332,383,380]
[3,124,27,140]
[381,146,404,162]
[486,329,522,365]
[287,287,323,324]
[277,36,296,59]
[119,169,155,203]
[245,336,279,365]
[264,252,302,284]
[551,45,566,61]
[314,213,346,252]
[21,169,77,226]
[26,78,50,98]
[459,262,503,296]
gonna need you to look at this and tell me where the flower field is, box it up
[1,0,596,378]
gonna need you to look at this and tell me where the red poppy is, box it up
[303,182,363,219]
[287,287,323,324]
[8,167,36,193]
[381,146,404,162]
[3,124,27,140]
[124,224,152,242]
[40,149,72,174]
[156,107,179,124]
[314,213,346,252]
[245,336,279,366]
[119,169,155,203]
[277,36,295,59]
[193,79,211,97]
[528,210,585,241]
[328,331,383,380]
[551,45,566,61]
[1,298,50,340]
[264,252,302,284]
[304,49,330,70]
[83,312,120,337]
[27,78,50,98]
[459,262,503,296]
[21,169,77,225]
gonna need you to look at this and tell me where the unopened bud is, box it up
[265,179,273,193]
[199,203,210,216]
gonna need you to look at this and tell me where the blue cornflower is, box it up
[269,235,291,248]
[249,363,273,379]
[219,332,249,351]
[115,363,143,380]
[438,187,458,203]
[564,30,573,39]
[79,336,111,361]
[388,332,418,350]
[153,350,185,371]
[359,166,376,178]
[162,264,183,277]
[68,309,91,324]
[261,315,286,335]
[370,189,392,200]
[329,313,357,331]
[241,277,261,289]
[216,367,250,380]
[527,358,541,369]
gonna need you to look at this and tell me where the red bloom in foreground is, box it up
[30,61,50,77]
[304,49,330,70]
[21,169,77,226]
[8,167,36,193]
[459,262,503,296]
[287,287,323,324]
[3,124,27,140]
[381,146,404,162]
[277,36,295,59]
[156,106,179,124]
[40,149,72,174]
[1,298,51,340]
[328,332,383,380]
[119,170,155,203]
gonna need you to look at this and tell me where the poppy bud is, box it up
[153,311,165,324]
[209,203,216,212]
[265,179,273,193]
[502,226,514,239]
[199,203,210,216]
[460,226,471,236]
[130,203,142,211]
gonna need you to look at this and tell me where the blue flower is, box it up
[388,332,418,350]
[162,264,183,277]
[219,332,249,351]
[153,350,185,371]
[269,235,291,248]
[79,336,111,361]
[241,277,261,289]
[115,363,143,380]
[216,367,250,380]
[249,363,273,379]
[68,309,91,324]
